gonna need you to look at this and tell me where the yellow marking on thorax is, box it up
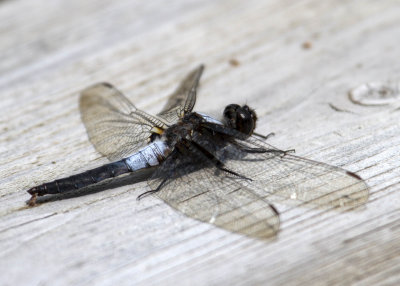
[151,126,164,135]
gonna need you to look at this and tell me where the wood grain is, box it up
[1,0,400,285]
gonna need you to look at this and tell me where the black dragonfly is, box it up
[27,65,369,239]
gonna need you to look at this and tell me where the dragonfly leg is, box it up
[240,147,295,157]
[281,149,295,156]
[263,148,295,157]
[215,162,252,181]
[190,140,252,181]
[253,131,275,140]
[240,147,270,153]
[137,177,169,200]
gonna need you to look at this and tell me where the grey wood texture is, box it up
[1,0,400,285]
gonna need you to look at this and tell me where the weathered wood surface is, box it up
[1,0,400,285]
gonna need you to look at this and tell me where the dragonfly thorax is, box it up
[164,112,203,148]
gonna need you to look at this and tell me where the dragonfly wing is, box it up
[192,127,369,211]
[157,65,204,123]
[80,83,168,161]
[148,146,280,240]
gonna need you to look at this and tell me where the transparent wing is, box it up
[147,127,367,240]
[80,83,168,161]
[157,65,204,123]
[192,130,369,210]
[148,146,280,240]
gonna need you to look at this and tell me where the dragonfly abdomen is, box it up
[27,141,170,206]
[27,160,130,205]
[125,141,170,171]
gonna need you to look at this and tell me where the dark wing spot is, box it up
[101,82,114,88]
[346,171,362,180]
[269,203,280,216]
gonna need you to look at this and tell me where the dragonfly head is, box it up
[223,104,257,136]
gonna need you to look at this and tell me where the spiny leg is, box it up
[267,149,295,157]
[190,140,252,181]
[137,177,169,200]
[215,161,252,181]
[233,141,295,155]
[253,132,275,140]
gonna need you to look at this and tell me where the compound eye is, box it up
[223,104,241,129]
[243,105,257,121]
[236,110,254,135]
[223,104,240,118]
[223,104,257,136]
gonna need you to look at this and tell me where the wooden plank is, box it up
[1,0,400,285]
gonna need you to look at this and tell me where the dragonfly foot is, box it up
[137,190,158,201]
[253,132,275,140]
[283,149,295,156]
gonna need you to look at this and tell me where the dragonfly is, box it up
[27,65,369,240]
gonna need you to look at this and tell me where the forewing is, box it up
[194,132,369,210]
[80,83,168,161]
[157,65,204,123]
[148,147,280,240]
